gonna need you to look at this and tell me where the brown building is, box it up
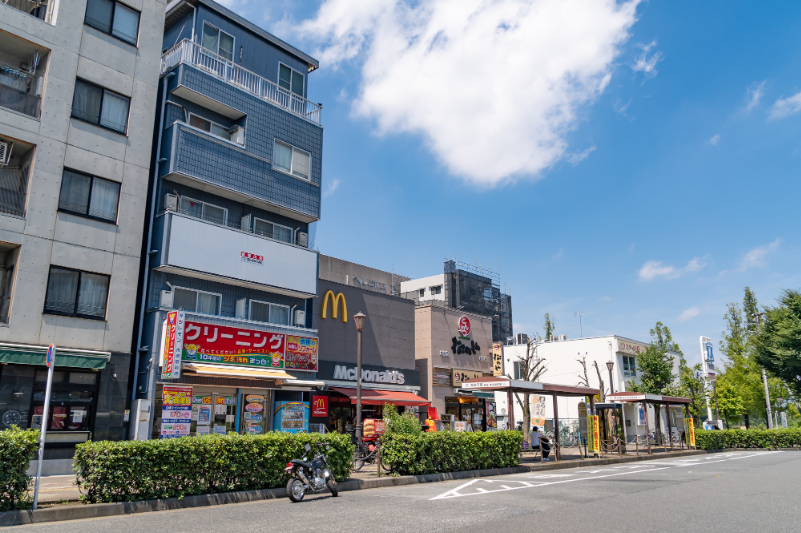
[414,306,495,430]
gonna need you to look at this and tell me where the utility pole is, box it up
[575,312,585,338]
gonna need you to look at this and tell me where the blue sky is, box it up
[222,0,801,365]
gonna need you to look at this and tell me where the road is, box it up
[19,451,799,532]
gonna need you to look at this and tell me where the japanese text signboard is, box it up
[285,336,319,371]
[587,415,600,453]
[161,385,192,438]
[685,418,696,447]
[161,311,185,379]
[492,343,504,376]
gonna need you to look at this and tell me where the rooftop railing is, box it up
[1,0,52,22]
[0,61,43,119]
[161,39,322,126]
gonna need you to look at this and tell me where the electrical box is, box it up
[235,298,247,319]
[159,290,173,308]
[164,193,178,211]
[294,309,306,326]
[297,232,308,248]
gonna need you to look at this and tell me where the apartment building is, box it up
[130,0,324,439]
[0,0,165,471]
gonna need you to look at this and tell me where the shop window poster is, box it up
[272,401,309,433]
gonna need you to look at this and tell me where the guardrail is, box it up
[0,62,43,119]
[161,39,322,126]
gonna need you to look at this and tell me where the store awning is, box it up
[182,363,294,380]
[0,343,109,370]
[330,387,431,407]
[606,392,692,405]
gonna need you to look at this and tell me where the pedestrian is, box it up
[531,425,551,461]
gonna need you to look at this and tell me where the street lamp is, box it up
[353,312,366,441]
[606,360,615,395]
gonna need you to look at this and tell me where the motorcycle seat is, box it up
[291,459,313,469]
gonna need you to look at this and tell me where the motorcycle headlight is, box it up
[323,469,331,479]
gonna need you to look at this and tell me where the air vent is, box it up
[241,214,252,232]
[294,309,306,326]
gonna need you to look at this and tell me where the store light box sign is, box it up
[161,385,192,439]
[176,321,318,371]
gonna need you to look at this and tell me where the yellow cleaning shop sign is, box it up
[321,290,347,322]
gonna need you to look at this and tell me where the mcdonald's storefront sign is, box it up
[312,395,328,417]
[321,290,347,322]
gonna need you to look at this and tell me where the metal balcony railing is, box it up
[0,62,43,119]
[1,0,52,22]
[161,39,322,126]
[0,166,28,217]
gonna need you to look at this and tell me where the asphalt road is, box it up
[19,451,800,532]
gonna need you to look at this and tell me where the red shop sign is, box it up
[182,322,286,369]
[312,395,328,417]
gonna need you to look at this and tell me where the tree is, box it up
[576,356,605,401]
[629,322,678,440]
[506,337,547,444]
[543,313,555,340]
[715,376,745,429]
[754,289,801,398]
[677,356,706,427]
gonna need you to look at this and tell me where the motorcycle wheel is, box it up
[287,478,305,502]
[327,478,338,497]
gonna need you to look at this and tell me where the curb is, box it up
[2,448,792,527]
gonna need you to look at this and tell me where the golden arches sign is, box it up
[321,290,347,322]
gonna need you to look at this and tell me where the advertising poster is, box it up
[637,404,646,426]
[685,418,696,447]
[311,395,328,417]
[244,394,267,434]
[285,336,319,371]
[182,322,286,369]
[272,401,309,433]
[161,311,186,379]
[531,395,547,427]
[486,402,497,428]
[161,385,192,439]
[588,415,600,453]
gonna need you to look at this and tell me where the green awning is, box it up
[0,345,108,370]
[457,389,496,399]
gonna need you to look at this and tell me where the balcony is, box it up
[0,0,53,22]
[0,31,48,119]
[0,136,34,217]
[161,39,322,126]
[155,211,318,298]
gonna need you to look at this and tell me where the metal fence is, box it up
[1,0,52,21]
[161,39,322,126]
[0,166,28,217]
[0,62,43,119]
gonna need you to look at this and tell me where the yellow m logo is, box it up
[321,290,347,322]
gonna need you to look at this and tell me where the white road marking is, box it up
[430,452,781,500]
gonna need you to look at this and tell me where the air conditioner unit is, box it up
[241,214,252,232]
[159,290,173,308]
[0,141,12,168]
[558,334,568,341]
[235,298,247,319]
[229,125,245,145]
[164,193,178,211]
[515,333,529,345]
[294,309,306,326]
[297,232,308,248]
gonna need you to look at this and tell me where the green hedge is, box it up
[696,428,801,450]
[0,427,39,511]
[74,432,353,503]
[381,430,522,476]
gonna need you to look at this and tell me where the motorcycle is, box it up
[284,442,339,502]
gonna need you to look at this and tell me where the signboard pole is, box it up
[32,344,56,510]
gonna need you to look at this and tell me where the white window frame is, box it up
[172,286,222,316]
[201,22,235,61]
[252,217,293,244]
[418,288,425,298]
[430,285,442,295]
[623,355,637,377]
[187,112,241,144]
[272,139,311,181]
[248,299,291,325]
[179,196,228,225]
[277,61,305,97]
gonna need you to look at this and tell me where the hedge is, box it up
[0,427,39,511]
[696,428,801,450]
[381,430,522,476]
[74,432,353,503]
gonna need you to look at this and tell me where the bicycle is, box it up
[352,436,391,472]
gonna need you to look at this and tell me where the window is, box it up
[278,63,304,97]
[84,0,141,46]
[249,300,290,326]
[430,285,442,296]
[273,140,310,180]
[623,356,637,377]
[513,361,522,380]
[71,79,130,134]
[0,244,19,324]
[418,288,425,298]
[172,287,221,315]
[179,197,227,225]
[58,169,120,223]
[44,267,110,320]
[253,218,293,244]
[201,23,234,61]
[188,113,232,141]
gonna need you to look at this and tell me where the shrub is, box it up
[0,427,39,511]
[381,430,522,475]
[382,404,422,437]
[696,428,801,450]
[74,432,353,503]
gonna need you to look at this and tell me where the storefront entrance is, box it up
[444,396,487,431]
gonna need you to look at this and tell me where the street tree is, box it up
[715,376,746,429]
[754,289,801,398]
[576,355,605,401]
[677,356,707,427]
[506,337,547,443]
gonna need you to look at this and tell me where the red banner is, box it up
[311,395,328,417]
[182,322,285,369]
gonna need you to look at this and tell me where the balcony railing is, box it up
[1,0,52,22]
[0,166,28,217]
[0,62,43,119]
[161,39,322,126]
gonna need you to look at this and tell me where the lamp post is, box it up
[353,312,366,441]
[606,360,615,395]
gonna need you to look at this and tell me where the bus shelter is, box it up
[605,392,694,454]
[460,377,600,461]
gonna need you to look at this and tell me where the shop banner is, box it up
[532,395,546,427]
[452,369,485,387]
[285,336,318,371]
[492,343,504,376]
[183,322,286,368]
[161,311,185,379]
[311,395,328,417]
[588,415,600,453]
[161,385,192,439]
[273,401,309,433]
[685,418,696,447]
[578,403,588,438]
[486,402,497,428]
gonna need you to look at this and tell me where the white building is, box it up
[400,274,445,303]
[494,335,683,442]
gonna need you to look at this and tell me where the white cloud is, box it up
[323,178,341,197]
[709,134,720,145]
[678,306,700,322]
[746,80,766,111]
[566,146,596,165]
[631,39,662,79]
[297,0,641,186]
[768,91,801,120]
[738,238,781,271]
[638,257,706,281]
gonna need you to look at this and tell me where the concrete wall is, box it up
[400,274,446,302]
[318,254,408,296]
